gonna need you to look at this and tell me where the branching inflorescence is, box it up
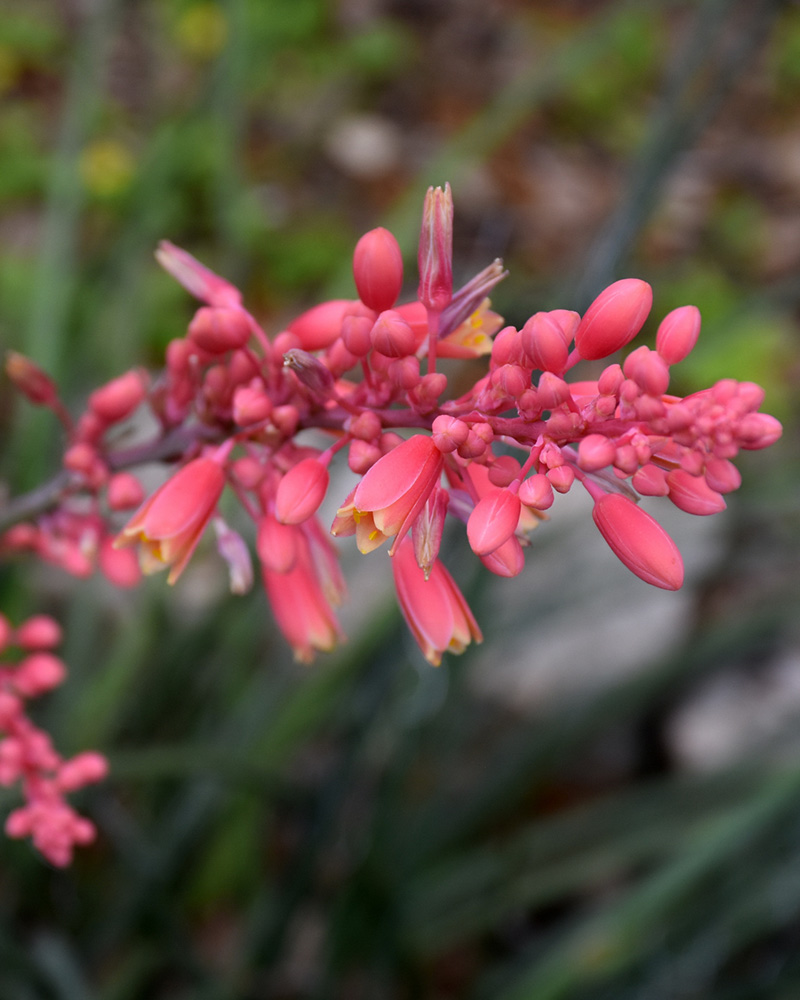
[0,185,782,862]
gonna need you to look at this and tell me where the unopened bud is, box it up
[275,459,330,525]
[371,310,417,358]
[591,492,683,590]
[418,183,453,312]
[467,489,521,556]
[575,279,653,361]
[578,434,617,472]
[666,469,726,515]
[656,305,701,364]
[353,227,403,312]
[156,241,242,308]
[188,307,251,353]
[288,299,354,351]
[233,385,272,425]
[89,370,147,424]
[5,351,58,407]
[521,312,571,374]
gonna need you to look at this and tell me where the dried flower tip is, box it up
[283,348,335,396]
[439,259,508,338]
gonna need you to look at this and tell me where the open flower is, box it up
[115,457,226,584]
[261,521,343,663]
[333,435,443,555]
[392,537,482,666]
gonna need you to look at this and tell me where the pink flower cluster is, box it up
[0,613,107,866]
[2,186,783,672]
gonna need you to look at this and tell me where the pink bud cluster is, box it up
[0,612,107,866]
[1,186,783,703]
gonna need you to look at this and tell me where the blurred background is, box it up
[1,0,799,997]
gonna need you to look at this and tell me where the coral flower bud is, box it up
[491,326,524,367]
[348,411,382,441]
[14,615,62,650]
[388,357,421,389]
[98,536,142,588]
[666,470,726,515]
[488,455,522,487]
[353,227,404,312]
[156,241,242,308]
[467,489,521,556]
[704,458,741,494]
[5,352,58,406]
[623,346,670,397]
[57,752,109,792]
[656,305,701,364]
[480,535,525,578]
[519,473,554,510]
[14,653,67,697]
[598,364,624,396]
[536,372,571,410]
[521,312,570,374]
[275,459,330,525]
[341,314,374,356]
[288,299,354,351]
[592,492,684,590]
[107,472,146,511]
[431,415,468,453]
[115,457,226,584]
[347,440,382,474]
[578,434,617,472]
[409,372,447,412]
[631,463,669,496]
[575,279,653,361]
[89,370,147,424]
[418,183,453,312]
[371,311,417,358]
[547,465,575,493]
[233,385,272,425]
[188,307,251,353]
[737,413,783,449]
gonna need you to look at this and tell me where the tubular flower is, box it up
[261,523,343,663]
[334,435,444,555]
[392,537,482,666]
[115,457,226,584]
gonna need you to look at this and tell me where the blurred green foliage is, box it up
[1,0,800,997]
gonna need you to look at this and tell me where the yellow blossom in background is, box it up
[175,3,228,60]
[79,139,136,198]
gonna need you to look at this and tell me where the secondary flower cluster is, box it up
[0,613,107,866]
